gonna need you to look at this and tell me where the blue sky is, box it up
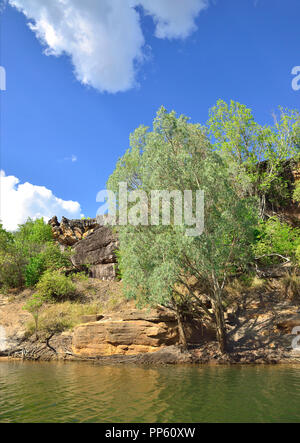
[1,0,300,230]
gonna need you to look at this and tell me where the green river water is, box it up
[0,361,300,423]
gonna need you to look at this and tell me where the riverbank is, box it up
[1,276,300,366]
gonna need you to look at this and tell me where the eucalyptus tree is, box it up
[107,107,258,353]
[207,100,300,217]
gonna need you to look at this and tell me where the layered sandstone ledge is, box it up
[0,294,215,363]
[2,290,300,365]
[72,308,179,357]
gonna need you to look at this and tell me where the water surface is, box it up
[0,361,300,423]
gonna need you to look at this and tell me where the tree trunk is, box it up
[259,193,266,220]
[34,315,39,340]
[175,304,188,351]
[214,300,227,353]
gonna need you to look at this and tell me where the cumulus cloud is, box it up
[8,0,209,93]
[0,171,82,231]
[137,0,209,39]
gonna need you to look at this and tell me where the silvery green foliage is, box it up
[207,100,300,215]
[107,107,258,309]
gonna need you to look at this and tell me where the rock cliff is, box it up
[48,216,118,280]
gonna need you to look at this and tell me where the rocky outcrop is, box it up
[48,216,118,280]
[72,306,216,358]
[72,307,179,357]
[71,226,119,280]
[48,216,99,246]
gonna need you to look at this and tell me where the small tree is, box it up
[207,100,300,217]
[0,224,25,289]
[108,107,258,352]
[0,219,56,290]
[23,294,45,339]
[25,243,72,287]
[14,218,53,258]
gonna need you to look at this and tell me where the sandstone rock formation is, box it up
[72,306,215,357]
[72,307,179,357]
[48,216,118,280]
[48,216,99,246]
[71,226,119,280]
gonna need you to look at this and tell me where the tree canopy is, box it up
[107,106,259,352]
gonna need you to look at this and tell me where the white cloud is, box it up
[137,0,209,39]
[8,0,210,93]
[0,170,82,231]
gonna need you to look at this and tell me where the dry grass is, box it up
[25,278,128,337]
[72,277,124,306]
[26,300,104,337]
[250,277,267,290]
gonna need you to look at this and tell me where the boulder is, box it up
[72,307,179,357]
[48,216,119,280]
[72,226,119,280]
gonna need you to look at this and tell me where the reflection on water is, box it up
[0,361,300,422]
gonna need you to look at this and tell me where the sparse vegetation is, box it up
[25,301,103,337]
[35,270,77,301]
[23,293,45,338]
[0,218,72,291]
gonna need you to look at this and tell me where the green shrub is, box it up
[296,245,300,265]
[0,223,14,251]
[25,254,46,287]
[41,243,72,271]
[114,249,123,280]
[293,182,300,203]
[36,270,76,301]
[25,243,72,287]
[254,217,300,264]
[72,271,89,282]
[0,247,25,289]
[0,224,25,289]
[0,219,58,290]
[14,218,53,257]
